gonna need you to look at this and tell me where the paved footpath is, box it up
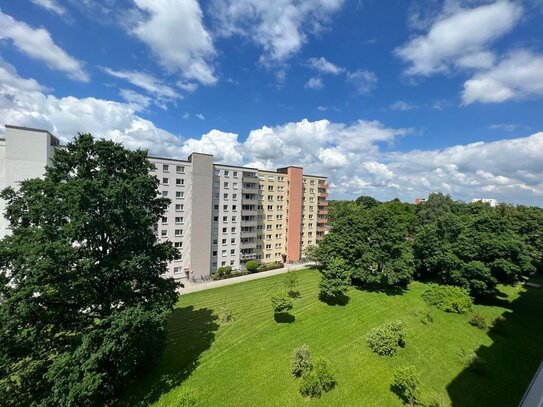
[178,262,315,295]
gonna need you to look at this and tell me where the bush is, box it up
[469,313,487,329]
[367,320,406,356]
[415,308,434,325]
[391,366,420,406]
[422,284,473,314]
[299,358,335,399]
[245,260,259,273]
[291,345,312,377]
[176,388,197,406]
[259,261,284,272]
[457,347,486,373]
[271,290,293,314]
[218,304,234,325]
[217,266,232,277]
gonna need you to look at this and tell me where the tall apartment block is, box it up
[0,125,328,280]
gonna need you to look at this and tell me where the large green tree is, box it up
[0,134,179,406]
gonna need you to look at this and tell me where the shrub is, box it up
[457,347,486,373]
[469,313,487,329]
[391,365,420,406]
[367,320,406,356]
[245,260,259,273]
[176,388,197,406]
[415,308,434,325]
[271,290,293,314]
[259,262,284,272]
[218,304,234,325]
[217,266,232,277]
[291,345,312,377]
[422,285,473,314]
[299,358,335,399]
[285,270,299,296]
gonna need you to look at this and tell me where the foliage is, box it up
[391,365,421,406]
[457,347,487,373]
[217,266,233,277]
[367,320,406,356]
[319,257,351,299]
[211,269,248,281]
[271,290,293,314]
[469,313,487,329]
[415,308,434,325]
[492,316,507,335]
[284,270,299,297]
[218,303,234,325]
[258,261,284,272]
[355,195,381,209]
[422,285,473,314]
[245,260,259,273]
[291,345,312,377]
[299,358,336,399]
[176,388,197,407]
[0,134,178,406]
[303,245,320,262]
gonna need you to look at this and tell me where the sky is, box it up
[0,0,542,205]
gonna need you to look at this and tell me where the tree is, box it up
[245,260,259,273]
[319,257,351,299]
[355,195,381,209]
[0,134,178,406]
[299,358,335,399]
[391,366,421,406]
[303,244,319,262]
[291,345,312,377]
[284,270,299,297]
[271,290,293,314]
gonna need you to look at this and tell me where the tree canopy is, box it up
[0,134,178,406]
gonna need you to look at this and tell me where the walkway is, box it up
[178,262,315,295]
[518,359,543,407]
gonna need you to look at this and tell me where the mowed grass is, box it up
[125,269,543,407]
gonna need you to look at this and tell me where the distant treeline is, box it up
[318,193,543,298]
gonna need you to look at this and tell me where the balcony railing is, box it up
[240,253,257,260]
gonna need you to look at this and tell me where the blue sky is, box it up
[0,0,542,205]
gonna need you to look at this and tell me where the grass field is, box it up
[124,269,543,407]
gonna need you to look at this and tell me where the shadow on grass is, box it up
[288,290,301,299]
[352,281,407,296]
[120,306,219,406]
[319,293,350,306]
[274,312,295,323]
[447,276,543,407]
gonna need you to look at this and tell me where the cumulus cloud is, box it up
[307,57,345,75]
[462,50,543,104]
[130,0,216,85]
[305,77,323,90]
[2,61,542,205]
[119,89,151,110]
[210,0,344,63]
[0,11,88,81]
[395,1,522,76]
[196,113,205,120]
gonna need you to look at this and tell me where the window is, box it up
[230,260,235,266]
[174,242,183,248]
[213,216,218,222]
[266,254,272,259]
[266,234,272,240]
[175,217,183,224]
[150,163,157,171]
[232,194,238,200]
[176,178,184,186]
[224,193,229,200]
[162,177,169,185]
[221,261,226,266]
[214,204,219,210]
[175,229,182,237]
[233,182,238,189]
[162,191,168,197]
[175,204,183,211]
[230,249,235,255]
[266,215,273,221]
[232,205,237,210]
[223,205,228,211]
[174,267,182,275]
[161,230,167,237]
[266,225,272,230]
[277,205,283,210]
[268,176,274,181]
[231,227,236,233]
[213,238,218,245]
[266,244,272,250]
[232,216,237,222]
[212,250,217,256]
[267,195,273,201]
[214,192,219,199]
[222,227,227,233]
[222,250,227,256]
[161,216,167,224]
[222,239,227,245]
[224,170,230,177]
[278,176,284,182]
[176,191,184,199]
[233,171,238,177]
[268,185,274,191]
[176,165,185,173]
[231,238,236,244]
[267,205,273,210]
[163,164,169,172]
[224,182,229,189]
[223,216,228,222]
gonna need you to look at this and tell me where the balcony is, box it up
[241,209,258,216]
[318,201,328,207]
[318,208,328,215]
[240,240,256,249]
[242,195,258,204]
[241,219,257,227]
[241,229,257,239]
[240,252,257,260]
[318,183,328,189]
[317,226,327,233]
[318,191,328,198]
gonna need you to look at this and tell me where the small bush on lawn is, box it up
[217,266,232,277]
[299,358,336,399]
[469,313,487,329]
[422,284,473,314]
[415,308,434,325]
[391,366,420,406]
[218,304,234,325]
[291,345,312,377]
[367,320,406,356]
[271,290,293,314]
[285,270,299,297]
[176,388,197,406]
[457,347,486,373]
[245,260,259,273]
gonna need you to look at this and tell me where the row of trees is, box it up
[318,194,542,299]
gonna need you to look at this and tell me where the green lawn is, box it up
[124,269,543,407]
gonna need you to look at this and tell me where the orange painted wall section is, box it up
[286,167,303,262]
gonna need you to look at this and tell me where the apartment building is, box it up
[0,125,328,281]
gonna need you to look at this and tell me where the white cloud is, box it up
[180,129,243,164]
[390,100,417,111]
[395,1,522,76]
[308,57,344,75]
[462,50,543,104]
[30,0,67,16]
[130,0,216,85]
[305,77,323,90]
[102,67,180,106]
[119,89,151,110]
[182,112,190,119]
[318,147,349,169]
[210,0,344,63]
[347,69,377,94]
[0,11,88,81]
[196,113,205,120]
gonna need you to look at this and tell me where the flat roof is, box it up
[148,155,190,164]
[214,163,258,171]
[304,174,327,179]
